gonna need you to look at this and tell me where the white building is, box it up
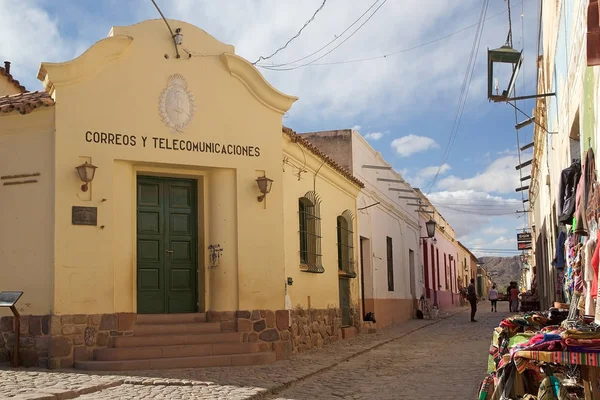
[300,129,421,327]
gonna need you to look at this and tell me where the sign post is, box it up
[0,291,23,367]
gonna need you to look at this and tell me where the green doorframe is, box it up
[136,175,199,314]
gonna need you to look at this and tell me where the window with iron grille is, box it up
[298,191,324,273]
[337,210,356,278]
[386,236,394,291]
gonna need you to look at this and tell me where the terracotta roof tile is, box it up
[0,66,27,93]
[282,126,364,188]
[0,91,55,115]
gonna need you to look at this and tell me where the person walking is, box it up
[507,283,513,312]
[510,283,520,313]
[489,285,498,312]
[467,278,478,322]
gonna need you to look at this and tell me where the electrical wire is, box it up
[150,0,180,59]
[434,205,518,216]
[423,0,489,193]
[258,1,522,69]
[252,0,328,65]
[259,0,388,71]
[257,0,381,68]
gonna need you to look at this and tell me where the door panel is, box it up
[137,176,198,314]
[137,179,165,314]
[164,179,197,313]
[339,278,351,327]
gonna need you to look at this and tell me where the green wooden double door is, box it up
[137,176,198,314]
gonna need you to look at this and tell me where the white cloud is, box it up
[436,155,531,194]
[352,125,361,131]
[363,131,385,141]
[419,164,451,179]
[426,190,521,237]
[497,148,516,156]
[482,226,509,236]
[0,0,86,90]
[0,0,540,125]
[400,164,451,188]
[391,134,439,157]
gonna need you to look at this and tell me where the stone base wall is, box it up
[3,308,361,368]
[0,313,135,369]
[234,307,360,361]
[0,315,51,368]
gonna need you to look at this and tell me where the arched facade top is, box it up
[220,53,298,114]
[38,35,134,95]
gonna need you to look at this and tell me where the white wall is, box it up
[351,132,420,302]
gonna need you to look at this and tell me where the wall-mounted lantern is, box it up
[520,253,527,264]
[75,161,97,192]
[425,219,436,238]
[487,45,523,102]
[256,175,273,202]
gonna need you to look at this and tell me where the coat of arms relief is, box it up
[159,74,195,134]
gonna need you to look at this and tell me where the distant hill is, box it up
[478,256,522,292]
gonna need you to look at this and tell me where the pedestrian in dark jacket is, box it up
[467,278,477,322]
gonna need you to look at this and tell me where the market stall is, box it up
[519,291,540,313]
[479,310,600,399]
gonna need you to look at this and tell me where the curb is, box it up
[252,307,467,399]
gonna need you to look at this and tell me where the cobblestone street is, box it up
[0,305,507,399]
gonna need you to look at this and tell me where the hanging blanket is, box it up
[512,350,600,373]
[564,338,600,352]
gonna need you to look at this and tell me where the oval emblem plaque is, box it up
[158,74,195,134]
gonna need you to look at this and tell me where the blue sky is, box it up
[0,0,538,256]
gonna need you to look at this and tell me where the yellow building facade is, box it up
[0,20,362,370]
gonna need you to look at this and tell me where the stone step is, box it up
[135,313,207,325]
[75,352,276,371]
[133,322,221,336]
[111,332,242,348]
[95,342,261,361]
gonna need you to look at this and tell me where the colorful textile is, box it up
[591,230,600,299]
[564,337,600,352]
[478,374,495,400]
[512,350,600,373]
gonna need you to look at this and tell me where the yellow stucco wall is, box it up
[282,134,361,310]
[0,108,55,316]
[40,20,298,315]
[1,19,361,318]
[0,74,22,96]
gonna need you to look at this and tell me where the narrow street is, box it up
[1,305,507,399]
[269,305,505,400]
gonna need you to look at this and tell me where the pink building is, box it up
[416,190,462,310]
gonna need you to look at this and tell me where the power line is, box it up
[431,199,522,205]
[434,205,517,216]
[259,0,388,71]
[252,0,328,65]
[258,1,522,69]
[258,0,381,68]
[424,0,490,193]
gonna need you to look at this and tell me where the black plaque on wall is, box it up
[72,206,97,226]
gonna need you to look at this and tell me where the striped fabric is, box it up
[513,350,600,373]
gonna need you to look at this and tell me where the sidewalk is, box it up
[1,307,467,399]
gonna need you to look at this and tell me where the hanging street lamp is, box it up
[487,44,523,102]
